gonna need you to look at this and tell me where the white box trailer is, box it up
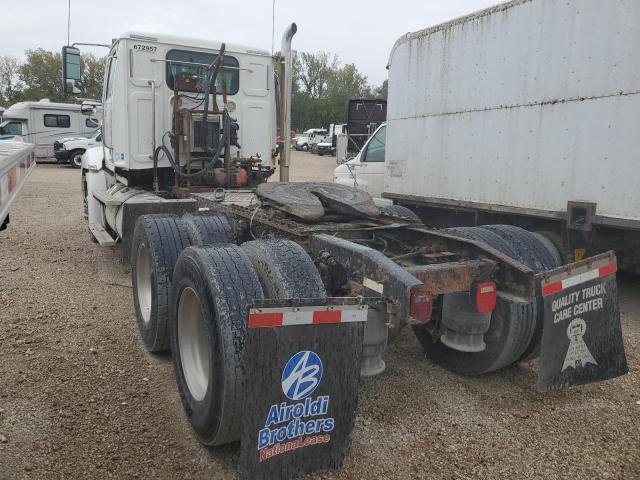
[0,141,36,230]
[0,100,102,159]
[381,0,640,270]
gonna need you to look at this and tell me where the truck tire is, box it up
[169,245,264,446]
[241,239,327,299]
[413,294,535,375]
[478,225,560,271]
[182,213,234,246]
[478,224,562,361]
[533,230,566,265]
[69,149,84,169]
[132,214,191,353]
[414,225,539,375]
[380,205,422,223]
[444,226,520,260]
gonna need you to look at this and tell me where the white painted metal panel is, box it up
[385,0,640,222]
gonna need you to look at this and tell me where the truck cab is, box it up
[334,123,388,202]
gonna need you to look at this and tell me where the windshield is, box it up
[85,128,100,139]
[0,120,24,136]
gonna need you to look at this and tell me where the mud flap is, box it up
[240,300,367,480]
[537,251,628,391]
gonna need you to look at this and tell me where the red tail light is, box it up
[410,291,433,324]
[475,281,497,313]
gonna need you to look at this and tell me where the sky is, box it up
[1,0,500,86]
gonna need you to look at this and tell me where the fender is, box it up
[81,145,104,171]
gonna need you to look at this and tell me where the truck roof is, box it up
[387,0,527,68]
[118,31,271,57]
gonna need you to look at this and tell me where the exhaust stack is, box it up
[279,23,297,182]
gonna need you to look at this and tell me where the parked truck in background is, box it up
[53,127,102,168]
[336,0,640,273]
[63,15,627,475]
[0,100,101,160]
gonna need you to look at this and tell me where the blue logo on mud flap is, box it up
[281,351,323,400]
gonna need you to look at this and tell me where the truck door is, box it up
[351,125,386,198]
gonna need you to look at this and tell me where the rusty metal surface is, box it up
[192,190,537,301]
[405,260,497,295]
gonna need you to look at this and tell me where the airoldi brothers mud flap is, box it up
[240,299,367,480]
[537,251,628,391]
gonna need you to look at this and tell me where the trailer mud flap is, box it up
[537,252,628,391]
[240,302,367,480]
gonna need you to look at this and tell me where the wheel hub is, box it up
[177,287,210,402]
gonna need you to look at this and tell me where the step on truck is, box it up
[0,141,36,231]
[63,21,628,478]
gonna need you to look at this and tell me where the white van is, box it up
[334,123,388,203]
[0,100,102,159]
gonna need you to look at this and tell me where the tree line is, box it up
[0,49,105,106]
[0,49,386,130]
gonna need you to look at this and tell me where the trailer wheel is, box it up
[182,212,235,246]
[69,149,84,169]
[380,205,422,223]
[241,239,327,299]
[478,224,561,361]
[413,294,535,375]
[169,245,264,446]
[131,214,191,353]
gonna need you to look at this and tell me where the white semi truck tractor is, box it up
[63,19,627,474]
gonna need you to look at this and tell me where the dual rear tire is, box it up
[131,213,326,446]
[414,224,562,375]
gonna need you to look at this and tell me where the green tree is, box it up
[80,53,105,101]
[19,49,68,102]
[0,55,23,105]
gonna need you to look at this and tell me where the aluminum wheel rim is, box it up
[72,153,82,167]
[136,243,152,325]
[178,287,210,402]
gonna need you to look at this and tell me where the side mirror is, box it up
[62,46,82,94]
[81,104,96,115]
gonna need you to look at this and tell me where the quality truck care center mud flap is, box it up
[240,300,367,480]
[537,251,628,391]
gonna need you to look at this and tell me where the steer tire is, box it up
[131,214,191,353]
[380,205,422,223]
[478,224,562,361]
[182,212,235,246]
[169,245,264,446]
[241,239,327,299]
[413,293,535,375]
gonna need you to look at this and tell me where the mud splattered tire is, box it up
[380,205,422,223]
[182,213,235,246]
[413,294,536,375]
[414,225,541,375]
[169,245,264,445]
[444,226,520,259]
[478,224,561,361]
[241,239,327,299]
[479,225,560,272]
[131,215,191,352]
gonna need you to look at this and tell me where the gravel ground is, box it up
[0,152,638,479]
